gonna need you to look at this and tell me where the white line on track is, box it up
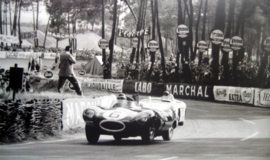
[239,118,256,125]
[187,107,209,112]
[160,157,179,160]
[240,131,259,141]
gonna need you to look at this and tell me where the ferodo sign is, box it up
[131,38,138,48]
[254,88,270,108]
[214,86,254,105]
[230,36,243,51]
[165,83,213,100]
[210,29,224,45]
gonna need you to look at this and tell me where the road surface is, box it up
[0,99,270,160]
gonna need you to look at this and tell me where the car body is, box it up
[139,96,187,126]
[82,97,179,144]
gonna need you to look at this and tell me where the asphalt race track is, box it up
[0,98,270,160]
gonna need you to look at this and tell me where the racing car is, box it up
[82,93,179,144]
[139,91,187,126]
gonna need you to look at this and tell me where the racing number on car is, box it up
[103,111,127,120]
[109,112,121,118]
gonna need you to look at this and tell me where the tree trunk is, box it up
[18,0,22,48]
[36,0,39,47]
[194,0,204,60]
[201,0,208,40]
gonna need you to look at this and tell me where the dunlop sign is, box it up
[197,40,208,52]
[262,36,270,53]
[221,38,232,52]
[147,40,159,52]
[176,24,189,38]
[230,36,243,51]
[210,29,224,45]
[98,39,109,49]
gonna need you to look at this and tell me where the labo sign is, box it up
[135,82,152,93]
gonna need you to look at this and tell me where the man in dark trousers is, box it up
[57,46,83,96]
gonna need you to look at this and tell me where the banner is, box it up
[0,34,19,43]
[47,31,73,39]
[62,95,117,130]
[123,80,165,96]
[214,86,254,105]
[81,78,124,93]
[254,88,270,108]
[0,51,6,58]
[118,27,150,38]
[20,31,37,39]
[4,51,42,59]
[43,52,57,59]
[165,83,213,100]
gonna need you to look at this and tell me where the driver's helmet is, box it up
[117,93,127,100]
[163,91,170,96]
[161,91,174,102]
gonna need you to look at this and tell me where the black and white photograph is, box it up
[0,0,270,160]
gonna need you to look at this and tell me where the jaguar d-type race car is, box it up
[83,93,185,144]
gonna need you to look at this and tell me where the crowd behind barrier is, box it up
[116,58,270,89]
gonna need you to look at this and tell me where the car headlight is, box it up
[83,109,95,118]
[136,112,150,125]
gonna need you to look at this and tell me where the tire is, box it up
[178,121,184,126]
[141,126,155,143]
[113,135,122,141]
[162,126,174,141]
[85,125,100,144]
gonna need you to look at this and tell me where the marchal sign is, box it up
[221,38,232,52]
[230,36,243,51]
[176,24,189,38]
[210,29,224,45]
[197,41,208,52]
[98,39,109,49]
[147,40,159,52]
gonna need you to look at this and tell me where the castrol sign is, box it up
[176,24,189,38]
[147,40,159,52]
[210,29,224,45]
[98,39,109,49]
[230,36,243,51]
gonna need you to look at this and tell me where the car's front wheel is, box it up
[162,126,174,141]
[141,126,155,143]
[85,125,100,144]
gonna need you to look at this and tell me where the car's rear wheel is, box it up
[85,125,100,144]
[141,126,155,143]
[162,126,174,141]
[113,135,122,141]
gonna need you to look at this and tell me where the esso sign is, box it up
[44,71,53,78]
[221,38,232,52]
[230,36,243,51]
[131,38,138,48]
[197,41,208,52]
[176,24,189,38]
[210,29,224,45]
[78,70,86,76]
[147,40,159,52]
[98,39,109,49]
[262,36,270,53]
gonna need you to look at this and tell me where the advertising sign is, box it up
[254,88,270,108]
[118,27,150,38]
[21,31,38,39]
[43,71,53,79]
[131,38,139,48]
[81,78,124,92]
[147,40,159,52]
[176,24,189,38]
[62,95,117,130]
[78,70,86,76]
[210,29,224,45]
[98,39,109,49]
[262,36,270,53]
[230,36,243,51]
[165,83,213,100]
[221,38,232,52]
[0,34,19,43]
[197,41,208,53]
[214,86,254,105]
